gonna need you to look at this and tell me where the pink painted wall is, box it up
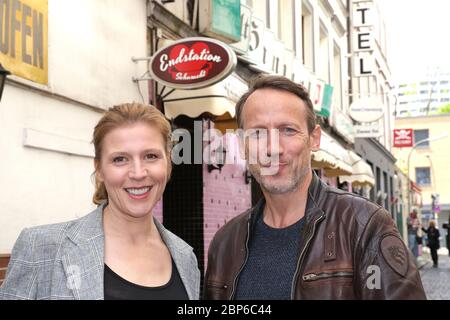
[203,133,252,269]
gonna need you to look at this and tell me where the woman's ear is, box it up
[94,159,103,182]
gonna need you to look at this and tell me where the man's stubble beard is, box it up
[248,157,311,195]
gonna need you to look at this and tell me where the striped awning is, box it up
[163,73,247,119]
[340,151,375,187]
[312,131,353,176]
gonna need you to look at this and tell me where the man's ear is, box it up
[310,125,321,152]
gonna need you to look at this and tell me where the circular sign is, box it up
[349,97,384,123]
[149,37,237,90]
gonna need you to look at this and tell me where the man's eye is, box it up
[113,156,126,163]
[282,127,297,135]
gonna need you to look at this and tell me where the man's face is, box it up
[240,88,321,195]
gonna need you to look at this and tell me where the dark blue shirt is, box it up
[234,211,305,300]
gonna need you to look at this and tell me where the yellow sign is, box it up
[0,0,48,84]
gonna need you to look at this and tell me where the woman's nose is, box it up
[129,161,147,179]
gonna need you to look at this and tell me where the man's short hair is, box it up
[235,74,316,134]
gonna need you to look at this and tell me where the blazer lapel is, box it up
[155,219,198,300]
[61,205,105,300]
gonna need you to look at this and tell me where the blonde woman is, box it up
[0,103,200,300]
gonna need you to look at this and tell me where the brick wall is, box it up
[0,254,10,286]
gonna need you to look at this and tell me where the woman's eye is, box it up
[145,153,158,160]
[112,156,126,163]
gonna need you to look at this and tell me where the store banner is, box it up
[0,0,48,84]
[393,128,413,147]
[149,37,237,90]
[318,84,333,117]
[199,0,241,43]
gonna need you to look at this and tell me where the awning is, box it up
[340,151,375,187]
[312,130,336,168]
[312,131,353,176]
[163,73,248,119]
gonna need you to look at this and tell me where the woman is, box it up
[422,220,441,268]
[0,103,200,300]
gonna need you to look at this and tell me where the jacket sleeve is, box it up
[189,249,201,300]
[0,229,38,300]
[355,209,427,300]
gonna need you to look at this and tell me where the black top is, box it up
[234,211,305,300]
[104,259,189,300]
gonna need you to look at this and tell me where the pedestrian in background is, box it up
[407,210,420,259]
[0,103,200,300]
[422,220,441,268]
[443,218,450,256]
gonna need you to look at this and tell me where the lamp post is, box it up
[0,63,11,101]
[407,132,448,215]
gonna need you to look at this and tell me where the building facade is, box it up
[0,0,152,254]
[347,0,398,222]
[396,69,450,118]
[393,115,450,247]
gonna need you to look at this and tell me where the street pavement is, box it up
[419,248,450,300]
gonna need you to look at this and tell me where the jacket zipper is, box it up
[229,219,251,300]
[290,213,325,299]
[302,271,354,282]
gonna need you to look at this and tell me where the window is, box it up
[278,0,295,50]
[252,0,268,26]
[318,22,329,82]
[301,4,314,71]
[415,167,431,186]
[414,129,429,147]
[333,43,342,109]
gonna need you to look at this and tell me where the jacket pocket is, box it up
[302,271,353,282]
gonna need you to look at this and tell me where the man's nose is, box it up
[265,129,283,157]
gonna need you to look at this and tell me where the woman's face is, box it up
[96,122,169,219]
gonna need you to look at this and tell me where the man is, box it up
[203,75,426,300]
[406,210,420,258]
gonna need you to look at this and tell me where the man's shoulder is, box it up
[322,184,386,224]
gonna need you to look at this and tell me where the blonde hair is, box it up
[92,103,172,205]
[429,220,436,228]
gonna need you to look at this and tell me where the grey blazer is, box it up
[0,204,200,300]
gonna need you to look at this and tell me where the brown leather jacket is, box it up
[204,173,426,300]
